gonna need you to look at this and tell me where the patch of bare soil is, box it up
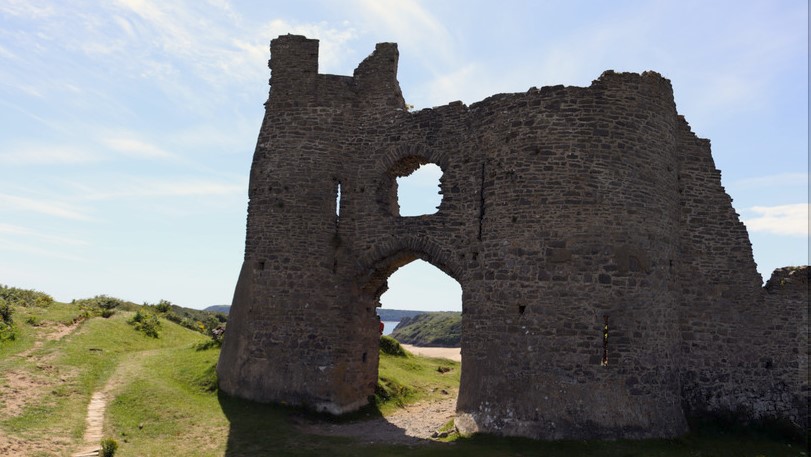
[3,324,79,418]
[0,320,82,456]
[295,393,458,445]
[13,321,79,360]
[1,369,50,417]
[0,434,71,457]
[45,321,81,342]
[14,340,43,359]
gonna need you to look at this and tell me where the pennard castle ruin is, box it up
[217,35,808,439]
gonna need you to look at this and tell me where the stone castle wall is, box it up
[217,35,809,439]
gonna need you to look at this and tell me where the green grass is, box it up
[0,303,207,455]
[376,346,461,415]
[1,297,806,457]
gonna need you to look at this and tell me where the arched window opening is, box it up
[393,163,443,216]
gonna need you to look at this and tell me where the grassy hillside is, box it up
[0,295,209,456]
[390,312,461,347]
[0,286,804,456]
[203,305,231,314]
[378,309,426,321]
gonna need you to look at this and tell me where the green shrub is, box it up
[0,298,15,342]
[72,295,129,321]
[0,297,12,324]
[380,335,406,357]
[25,315,42,326]
[154,299,172,313]
[0,284,53,307]
[128,310,161,338]
[100,437,119,456]
[73,295,127,311]
[194,339,221,351]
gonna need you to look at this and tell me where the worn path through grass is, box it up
[0,304,207,457]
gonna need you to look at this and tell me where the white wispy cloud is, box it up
[728,173,809,191]
[0,238,88,262]
[0,223,89,246]
[72,178,246,201]
[0,144,100,165]
[0,44,16,59]
[414,63,481,107]
[743,204,809,236]
[101,136,175,160]
[349,0,454,71]
[262,18,359,74]
[352,0,451,49]
[0,0,56,19]
[0,193,91,221]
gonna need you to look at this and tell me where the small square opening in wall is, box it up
[257,261,265,271]
[518,305,526,315]
[395,163,443,216]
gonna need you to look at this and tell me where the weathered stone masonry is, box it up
[217,35,809,439]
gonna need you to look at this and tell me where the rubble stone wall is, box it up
[217,35,809,439]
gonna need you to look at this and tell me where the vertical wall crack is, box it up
[478,162,486,241]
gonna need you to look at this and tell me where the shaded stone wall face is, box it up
[217,35,809,439]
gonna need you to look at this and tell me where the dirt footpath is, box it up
[294,393,458,444]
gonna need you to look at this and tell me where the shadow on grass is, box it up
[218,391,806,457]
[218,391,441,456]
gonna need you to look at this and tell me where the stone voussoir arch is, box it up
[355,235,464,302]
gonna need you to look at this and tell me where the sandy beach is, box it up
[400,344,461,362]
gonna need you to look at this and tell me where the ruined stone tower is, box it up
[217,35,809,439]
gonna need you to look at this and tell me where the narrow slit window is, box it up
[601,316,609,366]
[335,182,342,217]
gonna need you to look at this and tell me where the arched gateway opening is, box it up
[354,244,466,417]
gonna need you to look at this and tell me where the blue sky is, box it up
[0,0,807,311]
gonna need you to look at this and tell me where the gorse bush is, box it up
[73,295,128,310]
[154,299,172,313]
[0,297,15,342]
[0,297,12,324]
[0,284,54,308]
[72,295,131,320]
[128,310,161,338]
[100,437,119,457]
